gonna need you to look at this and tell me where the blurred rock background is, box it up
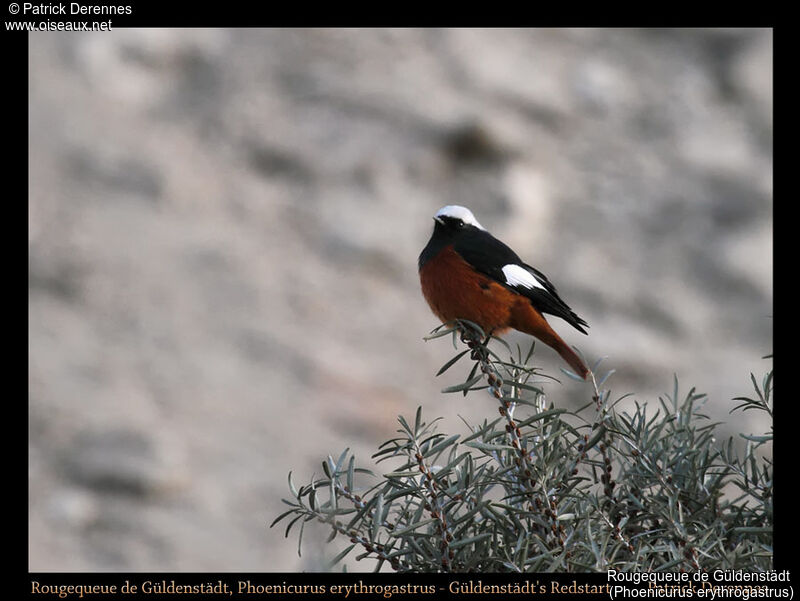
[28,28,772,571]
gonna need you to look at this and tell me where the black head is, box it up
[419,205,487,269]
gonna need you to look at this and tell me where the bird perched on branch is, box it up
[418,205,589,379]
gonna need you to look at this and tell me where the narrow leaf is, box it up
[442,374,484,394]
[436,350,470,376]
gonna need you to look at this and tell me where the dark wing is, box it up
[454,229,589,334]
[517,262,589,334]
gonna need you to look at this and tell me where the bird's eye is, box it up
[456,220,465,228]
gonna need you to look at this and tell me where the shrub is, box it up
[272,321,773,572]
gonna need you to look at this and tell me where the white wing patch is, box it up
[435,205,486,230]
[501,264,546,291]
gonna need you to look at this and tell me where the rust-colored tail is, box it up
[552,340,589,380]
[510,300,589,380]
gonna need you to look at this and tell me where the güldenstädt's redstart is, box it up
[419,205,589,379]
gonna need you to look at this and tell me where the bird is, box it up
[418,205,589,379]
